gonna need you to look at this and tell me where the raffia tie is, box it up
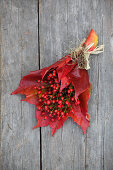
[70,39,104,70]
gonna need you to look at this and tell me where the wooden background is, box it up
[0,0,113,170]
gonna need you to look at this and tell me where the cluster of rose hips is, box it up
[34,69,80,121]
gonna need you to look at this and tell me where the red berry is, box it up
[51,84,54,87]
[47,100,51,105]
[41,85,45,89]
[70,88,73,92]
[55,86,59,90]
[53,73,56,76]
[52,100,55,104]
[58,100,62,104]
[51,118,54,122]
[58,117,61,120]
[53,89,57,92]
[61,112,64,116]
[68,90,70,93]
[42,112,45,115]
[65,101,69,105]
[53,113,56,116]
[48,91,51,94]
[75,101,79,105]
[49,81,52,84]
[66,112,69,116]
[38,90,42,94]
[55,80,58,83]
[49,73,53,77]
[77,100,80,105]
[37,80,41,83]
[61,97,64,100]
[58,105,61,108]
[38,106,41,110]
[71,109,74,114]
[57,111,60,115]
[44,101,47,104]
[44,116,47,120]
[42,94,45,98]
[49,113,52,117]
[47,76,50,80]
[71,97,75,101]
[34,86,37,89]
[39,98,42,102]
[55,109,58,113]
[45,106,48,110]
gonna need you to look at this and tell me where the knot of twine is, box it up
[70,39,104,70]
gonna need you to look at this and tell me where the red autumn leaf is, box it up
[79,83,92,115]
[11,70,42,95]
[67,65,90,99]
[70,85,91,134]
[33,110,50,128]
[84,29,98,51]
[57,62,77,81]
[11,29,99,135]
[70,104,90,134]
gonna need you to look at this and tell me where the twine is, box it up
[70,39,104,70]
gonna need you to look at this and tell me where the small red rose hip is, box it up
[77,100,80,105]
[47,100,51,105]
[39,98,42,102]
[70,88,73,92]
[37,80,41,83]
[61,112,64,116]
[51,118,54,122]
[58,100,62,104]
[65,101,69,105]
[66,112,69,116]
[44,116,47,120]
[45,106,48,110]
[38,90,42,94]
[42,112,45,115]
[41,85,45,89]
[38,106,41,110]
[58,116,61,120]
[49,73,53,77]
[71,97,75,101]
[52,100,55,104]
[49,113,52,117]
[61,97,64,100]
[68,89,70,93]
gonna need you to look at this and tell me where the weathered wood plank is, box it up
[85,1,113,170]
[0,0,113,170]
[1,0,40,169]
[39,0,86,170]
[39,0,113,170]
[103,0,113,170]
[0,2,2,169]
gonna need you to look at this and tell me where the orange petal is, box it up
[85,29,98,51]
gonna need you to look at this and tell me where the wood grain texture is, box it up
[1,0,40,169]
[39,0,113,170]
[0,0,113,170]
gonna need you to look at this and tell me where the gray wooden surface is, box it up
[0,0,113,170]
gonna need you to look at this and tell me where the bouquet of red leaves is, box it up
[11,29,104,135]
